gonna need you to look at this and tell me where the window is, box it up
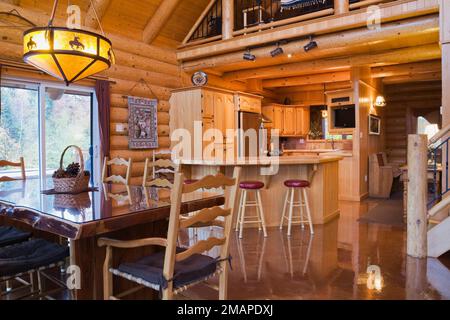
[0,79,99,185]
[417,116,439,140]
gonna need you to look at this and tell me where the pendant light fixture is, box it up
[23,0,114,86]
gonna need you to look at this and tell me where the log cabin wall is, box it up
[384,81,442,165]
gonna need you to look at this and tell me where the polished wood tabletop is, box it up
[0,178,224,240]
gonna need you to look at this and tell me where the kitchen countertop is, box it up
[176,155,344,166]
[284,149,353,157]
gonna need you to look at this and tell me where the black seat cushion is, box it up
[0,239,69,277]
[117,247,218,290]
[0,226,31,247]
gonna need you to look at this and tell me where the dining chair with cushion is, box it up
[98,167,241,300]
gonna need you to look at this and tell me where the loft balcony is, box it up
[177,0,439,62]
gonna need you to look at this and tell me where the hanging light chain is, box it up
[89,0,106,37]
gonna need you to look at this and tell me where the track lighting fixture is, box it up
[270,43,284,57]
[243,49,256,61]
[304,35,318,52]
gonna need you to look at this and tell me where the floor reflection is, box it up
[185,197,450,300]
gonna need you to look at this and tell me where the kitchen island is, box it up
[177,155,343,226]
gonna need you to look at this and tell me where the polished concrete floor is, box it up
[184,196,450,300]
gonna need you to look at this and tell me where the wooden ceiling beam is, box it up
[274,81,352,94]
[371,60,441,78]
[263,71,350,88]
[85,0,111,29]
[222,44,441,81]
[176,0,439,61]
[181,15,439,72]
[382,71,442,85]
[143,0,182,44]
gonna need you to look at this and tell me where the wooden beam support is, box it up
[263,71,350,88]
[334,0,349,15]
[142,0,181,44]
[223,44,441,81]
[372,60,441,78]
[382,71,442,85]
[176,0,439,61]
[407,134,428,258]
[222,0,234,40]
[181,15,439,71]
[85,0,111,28]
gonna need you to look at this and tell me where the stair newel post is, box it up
[407,134,428,258]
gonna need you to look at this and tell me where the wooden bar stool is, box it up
[280,180,314,236]
[236,181,268,239]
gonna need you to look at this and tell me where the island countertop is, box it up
[179,155,342,226]
[175,155,343,166]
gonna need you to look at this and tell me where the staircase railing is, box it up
[427,126,450,207]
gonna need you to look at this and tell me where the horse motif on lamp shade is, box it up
[23,27,114,86]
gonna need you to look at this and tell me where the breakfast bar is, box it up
[178,155,343,226]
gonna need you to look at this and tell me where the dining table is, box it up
[0,178,224,300]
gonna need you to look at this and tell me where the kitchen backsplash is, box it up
[282,138,353,151]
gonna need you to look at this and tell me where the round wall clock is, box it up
[191,71,208,87]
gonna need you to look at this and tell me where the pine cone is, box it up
[53,168,67,179]
[66,162,81,177]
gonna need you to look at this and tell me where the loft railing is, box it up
[185,0,223,45]
[233,0,334,35]
[182,0,401,46]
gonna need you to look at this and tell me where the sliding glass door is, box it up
[44,88,93,177]
[0,79,99,185]
[0,82,39,178]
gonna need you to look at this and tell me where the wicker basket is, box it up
[53,145,90,194]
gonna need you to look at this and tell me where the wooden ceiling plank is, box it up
[263,71,350,88]
[143,0,182,44]
[85,0,111,28]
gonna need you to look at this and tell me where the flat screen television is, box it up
[333,105,356,129]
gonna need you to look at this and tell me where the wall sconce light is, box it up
[375,95,387,107]
[321,110,328,119]
[367,265,384,292]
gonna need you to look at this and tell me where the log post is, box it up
[222,0,234,40]
[407,134,428,258]
[334,0,349,15]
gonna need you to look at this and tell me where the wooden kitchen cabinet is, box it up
[263,103,310,137]
[235,92,262,113]
[283,107,296,136]
[170,87,239,160]
[296,106,310,136]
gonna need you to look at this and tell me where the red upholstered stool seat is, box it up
[239,181,265,190]
[284,180,310,188]
[184,179,199,185]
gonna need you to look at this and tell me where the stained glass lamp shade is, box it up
[23,27,114,85]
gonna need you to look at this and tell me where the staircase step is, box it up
[428,216,450,258]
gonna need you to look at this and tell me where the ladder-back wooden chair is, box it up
[0,157,26,181]
[102,157,132,185]
[98,167,242,300]
[142,158,178,189]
